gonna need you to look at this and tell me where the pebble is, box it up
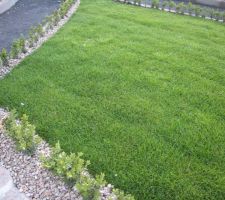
[0,107,117,199]
[0,1,118,195]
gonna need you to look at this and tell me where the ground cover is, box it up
[0,0,225,199]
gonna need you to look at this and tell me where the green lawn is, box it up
[1,0,225,199]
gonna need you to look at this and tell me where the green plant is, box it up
[10,40,20,59]
[0,48,8,66]
[175,2,181,13]
[4,109,17,131]
[208,8,215,19]
[5,111,41,154]
[18,37,27,54]
[45,15,54,31]
[179,2,185,15]
[113,189,135,200]
[187,2,193,15]
[41,17,48,27]
[59,0,74,18]
[1,0,225,199]
[193,5,201,17]
[0,57,3,68]
[137,0,141,6]
[28,26,38,47]
[152,0,159,9]
[168,0,176,12]
[222,12,225,22]
[214,10,221,21]
[76,173,106,200]
[133,0,137,5]
[52,10,61,26]
[144,0,147,7]
[162,1,168,11]
[42,142,90,182]
[201,8,208,18]
[36,24,44,37]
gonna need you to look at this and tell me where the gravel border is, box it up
[0,108,116,200]
[0,131,81,200]
[0,1,84,199]
[0,1,126,199]
[118,0,225,21]
[0,0,80,79]
[0,109,82,200]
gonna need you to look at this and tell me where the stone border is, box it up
[0,0,80,79]
[0,1,134,199]
[0,108,82,200]
[115,0,225,23]
[0,0,19,14]
[0,108,117,200]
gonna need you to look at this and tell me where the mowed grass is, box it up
[1,0,225,199]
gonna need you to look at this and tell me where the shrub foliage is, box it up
[5,110,41,154]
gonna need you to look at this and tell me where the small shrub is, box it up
[187,2,193,15]
[175,3,181,13]
[162,1,168,11]
[52,11,61,26]
[214,10,221,21]
[59,0,73,18]
[0,57,3,68]
[179,2,186,15]
[137,0,141,6]
[193,5,201,17]
[36,24,44,37]
[10,40,20,59]
[0,48,8,66]
[42,142,90,183]
[113,188,135,200]
[208,8,215,19]
[76,173,106,200]
[152,0,159,9]
[201,8,208,18]
[41,142,135,199]
[18,37,27,54]
[5,110,41,154]
[41,17,48,27]
[28,26,38,47]
[46,15,54,31]
[168,0,176,12]
[222,12,225,22]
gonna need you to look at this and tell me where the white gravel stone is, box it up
[0,119,81,199]
[0,1,122,198]
[0,109,119,200]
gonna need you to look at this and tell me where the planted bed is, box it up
[0,0,225,199]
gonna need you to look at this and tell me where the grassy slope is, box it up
[0,0,225,199]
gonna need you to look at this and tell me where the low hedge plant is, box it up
[5,110,41,155]
[41,141,135,199]
[115,0,225,23]
[0,48,8,66]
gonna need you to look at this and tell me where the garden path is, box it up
[0,166,28,200]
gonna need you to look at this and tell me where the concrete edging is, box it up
[0,166,13,198]
[0,0,19,14]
